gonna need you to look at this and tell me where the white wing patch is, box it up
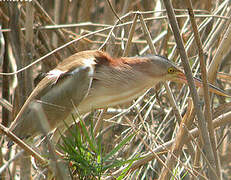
[82,57,96,98]
[47,69,65,84]
[82,57,96,75]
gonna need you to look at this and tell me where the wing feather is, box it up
[9,54,96,142]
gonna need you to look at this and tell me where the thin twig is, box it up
[0,124,47,165]
[34,0,77,53]
[162,0,218,179]
[139,13,157,53]
[185,0,221,178]
[0,26,115,75]
[1,14,228,33]
[108,111,231,179]
[139,12,187,178]
[123,13,138,56]
[0,150,24,174]
[207,13,231,83]
[158,98,194,179]
[105,0,123,23]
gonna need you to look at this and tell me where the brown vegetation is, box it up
[0,0,231,179]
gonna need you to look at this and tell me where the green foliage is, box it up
[59,116,140,180]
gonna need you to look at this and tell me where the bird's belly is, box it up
[77,84,152,114]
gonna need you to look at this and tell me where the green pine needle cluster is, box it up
[59,116,140,180]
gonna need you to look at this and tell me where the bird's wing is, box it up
[8,70,66,131]
[9,52,97,133]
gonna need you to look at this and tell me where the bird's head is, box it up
[145,55,230,97]
[143,55,184,81]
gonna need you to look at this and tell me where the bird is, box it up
[8,50,229,146]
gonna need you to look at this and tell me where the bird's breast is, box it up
[77,78,159,114]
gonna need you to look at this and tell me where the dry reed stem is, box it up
[163,82,182,125]
[21,3,35,179]
[0,124,46,164]
[162,0,217,179]
[1,1,230,179]
[139,15,192,179]
[185,0,221,178]
[53,0,61,47]
[123,13,138,56]
[123,116,177,180]
[34,0,77,54]
[34,103,70,180]
[203,4,230,54]
[139,12,183,127]
[1,24,11,129]
[106,0,122,23]
[193,138,203,178]
[108,110,231,179]
[207,15,231,83]
[139,13,157,53]
[1,13,228,33]
[158,98,194,179]
[93,109,105,136]
[0,150,24,174]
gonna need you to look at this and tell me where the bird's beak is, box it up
[175,71,230,97]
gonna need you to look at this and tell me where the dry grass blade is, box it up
[162,1,218,179]
[123,13,138,56]
[139,12,183,128]
[0,123,46,165]
[207,11,231,84]
[158,98,194,179]
[1,1,231,179]
[108,110,231,179]
[139,13,157,54]
[122,116,177,179]
[185,0,221,178]
[217,72,231,84]
[0,98,12,112]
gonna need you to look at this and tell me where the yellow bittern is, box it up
[8,50,228,146]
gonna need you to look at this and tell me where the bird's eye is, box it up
[168,67,175,73]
